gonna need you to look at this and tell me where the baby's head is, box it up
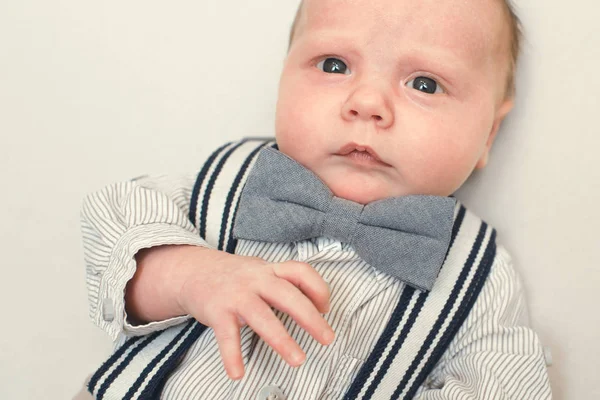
[274,0,522,204]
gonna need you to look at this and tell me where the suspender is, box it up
[88,138,496,400]
[346,208,496,399]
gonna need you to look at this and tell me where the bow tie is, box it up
[233,147,456,291]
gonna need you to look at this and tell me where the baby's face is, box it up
[275,0,514,204]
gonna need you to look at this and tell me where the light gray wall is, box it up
[0,1,598,398]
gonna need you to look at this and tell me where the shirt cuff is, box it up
[96,223,212,340]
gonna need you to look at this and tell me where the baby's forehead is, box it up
[297,0,509,65]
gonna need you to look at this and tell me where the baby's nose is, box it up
[341,86,394,128]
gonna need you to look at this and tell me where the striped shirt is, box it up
[81,172,552,399]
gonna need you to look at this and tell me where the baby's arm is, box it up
[81,174,202,338]
[81,174,333,379]
[414,245,551,399]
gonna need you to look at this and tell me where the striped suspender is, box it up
[88,138,495,400]
[187,139,276,254]
[343,207,497,399]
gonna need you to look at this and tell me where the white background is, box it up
[1,0,598,398]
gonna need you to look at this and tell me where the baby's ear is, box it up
[475,99,514,169]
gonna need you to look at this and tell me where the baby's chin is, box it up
[322,174,453,203]
[327,180,401,205]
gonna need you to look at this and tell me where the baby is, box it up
[80,0,551,398]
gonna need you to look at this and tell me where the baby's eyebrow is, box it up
[295,32,357,52]
[303,30,471,57]
[402,47,474,74]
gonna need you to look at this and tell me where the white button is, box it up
[544,346,553,367]
[257,385,286,400]
[316,237,343,253]
[328,240,343,252]
[102,299,115,322]
[296,241,309,261]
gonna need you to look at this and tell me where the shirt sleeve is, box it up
[80,173,213,341]
[414,245,552,400]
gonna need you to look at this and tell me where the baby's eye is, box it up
[406,76,444,94]
[316,57,350,75]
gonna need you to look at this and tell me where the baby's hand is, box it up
[175,247,334,380]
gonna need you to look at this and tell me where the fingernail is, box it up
[229,366,244,380]
[290,350,305,366]
[322,328,335,345]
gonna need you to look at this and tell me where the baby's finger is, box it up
[272,261,331,313]
[211,314,245,380]
[260,277,335,346]
[237,295,306,367]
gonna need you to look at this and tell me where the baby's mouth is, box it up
[336,143,391,167]
[347,150,378,161]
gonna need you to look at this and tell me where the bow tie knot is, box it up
[322,197,364,244]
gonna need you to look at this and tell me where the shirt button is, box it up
[257,385,286,400]
[544,346,553,366]
[102,298,115,322]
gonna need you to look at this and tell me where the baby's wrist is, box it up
[127,245,205,322]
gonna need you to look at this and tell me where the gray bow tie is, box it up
[233,147,456,291]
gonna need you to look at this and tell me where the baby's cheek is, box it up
[275,121,315,168]
[406,143,474,195]
[276,95,309,140]
[433,146,482,193]
[277,109,324,158]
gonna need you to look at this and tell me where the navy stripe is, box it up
[199,141,247,239]
[189,142,231,228]
[361,291,428,400]
[88,335,146,393]
[448,205,466,256]
[436,204,465,278]
[96,331,162,400]
[122,320,204,400]
[342,286,416,400]
[219,140,272,252]
[391,221,488,399]
[403,228,497,399]
[141,322,208,399]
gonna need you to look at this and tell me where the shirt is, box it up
[81,173,552,399]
